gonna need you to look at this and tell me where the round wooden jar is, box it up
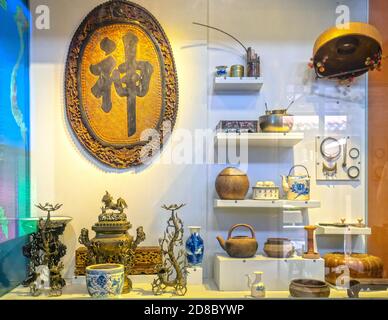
[324,252,384,285]
[215,167,250,200]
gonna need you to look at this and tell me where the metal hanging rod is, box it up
[193,22,248,53]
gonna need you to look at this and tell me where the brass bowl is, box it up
[259,112,294,133]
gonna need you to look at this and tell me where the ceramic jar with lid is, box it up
[252,181,280,200]
[263,238,295,258]
[215,167,250,200]
[230,64,244,77]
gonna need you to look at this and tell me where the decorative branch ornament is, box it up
[22,203,68,297]
[152,204,188,296]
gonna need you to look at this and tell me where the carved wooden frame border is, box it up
[65,0,178,169]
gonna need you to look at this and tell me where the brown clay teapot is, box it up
[216,224,258,258]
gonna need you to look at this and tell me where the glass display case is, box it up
[0,0,30,296]
[0,0,388,301]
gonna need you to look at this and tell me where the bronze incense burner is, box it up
[78,192,145,293]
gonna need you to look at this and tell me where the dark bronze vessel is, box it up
[78,192,146,294]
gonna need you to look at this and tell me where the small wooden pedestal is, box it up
[303,225,320,259]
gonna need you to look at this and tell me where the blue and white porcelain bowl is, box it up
[86,264,124,298]
[215,66,228,77]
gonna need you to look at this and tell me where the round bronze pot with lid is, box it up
[263,238,295,258]
[230,64,245,77]
[215,167,250,200]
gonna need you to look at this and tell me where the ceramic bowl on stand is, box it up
[86,264,125,298]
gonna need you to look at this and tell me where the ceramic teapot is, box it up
[281,165,310,201]
[216,224,258,258]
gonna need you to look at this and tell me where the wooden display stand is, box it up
[187,267,203,285]
[214,254,324,291]
[303,225,320,259]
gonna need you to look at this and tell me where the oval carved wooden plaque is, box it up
[65,0,178,169]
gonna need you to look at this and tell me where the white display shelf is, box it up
[214,254,325,291]
[316,225,372,235]
[215,132,304,147]
[214,77,264,91]
[214,199,321,209]
[187,267,203,285]
[4,281,388,299]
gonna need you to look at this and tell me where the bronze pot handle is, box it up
[228,224,256,240]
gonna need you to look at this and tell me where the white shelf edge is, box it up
[316,225,372,236]
[215,132,304,147]
[215,253,324,262]
[214,199,321,209]
[214,77,264,91]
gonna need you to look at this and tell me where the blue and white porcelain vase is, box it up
[86,264,124,298]
[186,226,204,266]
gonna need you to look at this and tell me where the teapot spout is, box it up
[281,175,290,192]
[216,236,226,251]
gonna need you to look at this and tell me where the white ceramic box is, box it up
[214,254,324,291]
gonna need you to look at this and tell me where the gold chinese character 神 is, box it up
[65,0,179,169]
[90,32,154,137]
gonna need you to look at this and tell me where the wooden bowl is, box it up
[289,279,330,298]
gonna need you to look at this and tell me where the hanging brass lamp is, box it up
[311,22,383,80]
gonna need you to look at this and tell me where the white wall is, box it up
[29,0,368,280]
[30,0,209,279]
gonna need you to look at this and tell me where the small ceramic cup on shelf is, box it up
[215,66,228,77]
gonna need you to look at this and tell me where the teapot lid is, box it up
[218,167,247,176]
